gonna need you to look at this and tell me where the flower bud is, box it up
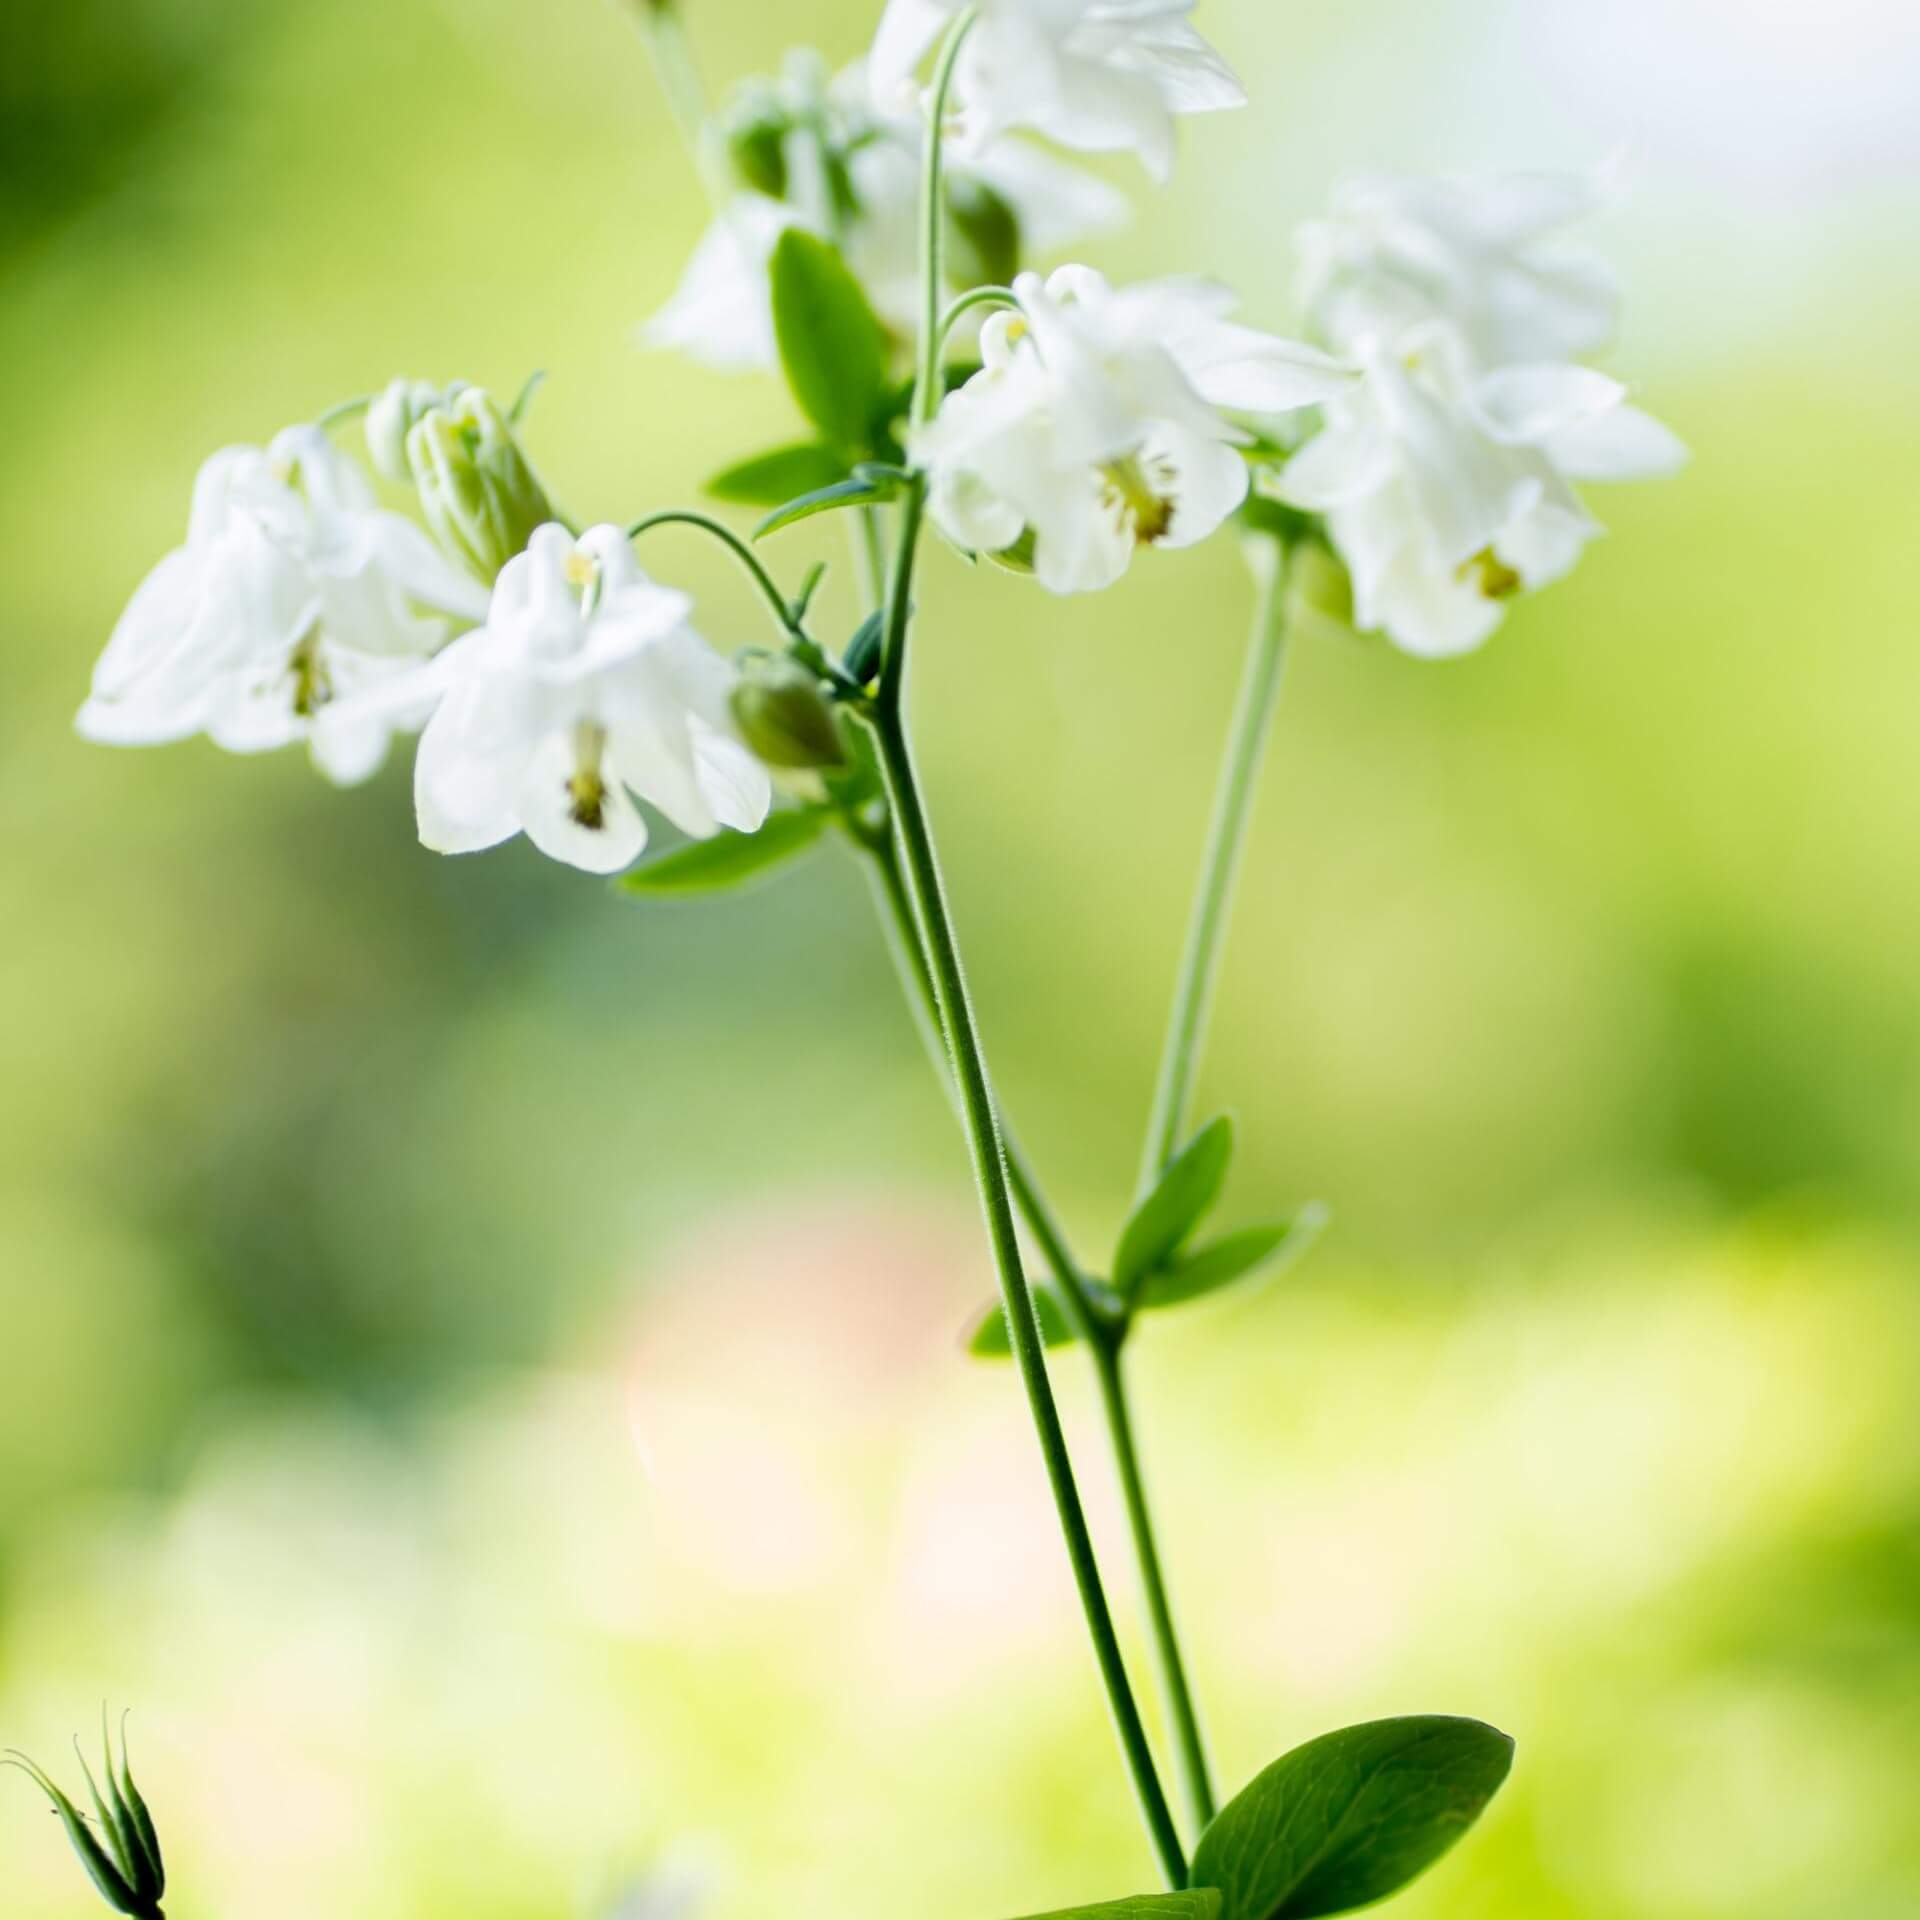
[406,388,554,584]
[717,80,792,201]
[5,1715,167,1919]
[365,377,452,483]
[730,656,845,770]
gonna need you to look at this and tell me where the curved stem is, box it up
[867,680,1187,1889]
[912,10,979,429]
[1137,532,1293,1195]
[935,282,1021,357]
[628,511,798,637]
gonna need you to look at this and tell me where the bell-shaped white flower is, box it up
[869,0,1244,181]
[1276,322,1686,657]
[413,524,772,874]
[77,426,488,785]
[645,63,1127,373]
[915,266,1353,595]
[1297,168,1622,366]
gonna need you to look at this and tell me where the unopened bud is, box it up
[730,657,845,770]
[406,388,554,584]
[718,80,792,201]
[366,377,453,483]
[4,1714,167,1919]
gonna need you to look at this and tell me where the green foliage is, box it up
[4,1716,166,1918]
[1139,1206,1328,1311]
[1113,1116,1235,1300]
[769,229,895,455]
[706,443,852,508]
[967,1280,1079,1356]
[755,468,905,540]
[1012,1897,1222,1920]
[617,811,828,897]
[1191,1717,1513,1920]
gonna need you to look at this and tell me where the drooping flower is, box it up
[76,425,489,785]
[869,0,1245,180]
[1296,168,1621,365]
[1275,322,1686,657]
[915,266,1353,594]
[413,523,772,873]
[644,57,1127,373]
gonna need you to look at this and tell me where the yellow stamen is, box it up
[1100,454,1177,547]
[1458,548,1522,600]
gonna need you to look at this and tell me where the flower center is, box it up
[1457,547,1522,601]
[567,721,610,830]
[288,626,333,719]
[1100,453,1177,547]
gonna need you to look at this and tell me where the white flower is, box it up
[77,425,488,785]
[1297,168,1622,365]
[644,68,1127,373]
[915,265,1353,595]
[1276,322,1686,657]
[413,524,772,874]
[869,0,1244,180]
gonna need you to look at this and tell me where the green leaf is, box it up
[755,470,902,541]
[1140,1205,1328,1312]
[707,442,851,508]
[843,609,884,685]
[1191,1717,1514,1920]
[769,229,894,453]
[1113,1115,1234,1299]
[966,1281,1079,1357]
[1012,1897,1222,1920]
[617,811,827,897]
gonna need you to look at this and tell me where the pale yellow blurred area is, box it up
[2,1,1919,1917]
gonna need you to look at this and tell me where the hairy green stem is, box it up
[1137,534,1294,1195]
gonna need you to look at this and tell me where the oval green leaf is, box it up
[707,442,851,508]
[617,811,826,897]
[1013,1897,1221,1920]
[1191,1716,1514,1920]
[966,1281,1079,1357]
[1113,1115,1234,1299]
[755,471,901,541]
[769,229,894,453]
[1139,1204,1328,1312]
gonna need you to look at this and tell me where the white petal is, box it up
[929,465,1027,554]
[1150,424,1249,551]
[1277,424,1394,510]
[1471,363,1625,444]
[1181,327,1357,416]
[1544,402,1689,481]
[414,685,532,855]
[690,721,775,834]
[869,0,953,101]
[518,733,650,873]
[642,198,794,374]
[1030,479,1133,595]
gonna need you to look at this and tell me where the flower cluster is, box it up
[1275,170,1687,655]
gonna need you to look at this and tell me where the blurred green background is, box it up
[4,0,1920,1915]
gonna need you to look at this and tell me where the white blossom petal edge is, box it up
[870,0,1245,181]
[76,426,488,785]
[915,266,1353,595]
[414,524,772,874]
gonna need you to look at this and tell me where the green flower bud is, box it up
[5,1714,167,1919]
[946,177,1023,294]
[719,83,792,201]
[406,387,555,585]
[731,656,846,770]
[365,376,452,484]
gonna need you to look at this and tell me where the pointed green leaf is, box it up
[1140,1205,1328,1312]
[1012,1897,1222,1920]
[755,471,903,541]
[1113,1115,1235,1299]
[706,442,851,508]
[113,1718,164,1899]
[843,610,884,686]
[966,1281,1079,1357]
[617,811,827,897]
[74,1739,139,1891]
[769,229,894,453]
[4,1753,144,1915]
[1192,1716,1514,1920]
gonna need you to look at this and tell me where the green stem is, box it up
[1137,532,1293,1195]
[626,0,729,218]
[857,821,1216,1837]
[866,669,1188,1889]
[911,11,978,429]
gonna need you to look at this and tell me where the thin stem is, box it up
[866,687,1187,1889]
[1136,532,1293,1195]
[857,821,1216,1836]
[912,10,979,429]
[625,0,729,218]
[853,505,889,615]
[935,282,1021,357]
